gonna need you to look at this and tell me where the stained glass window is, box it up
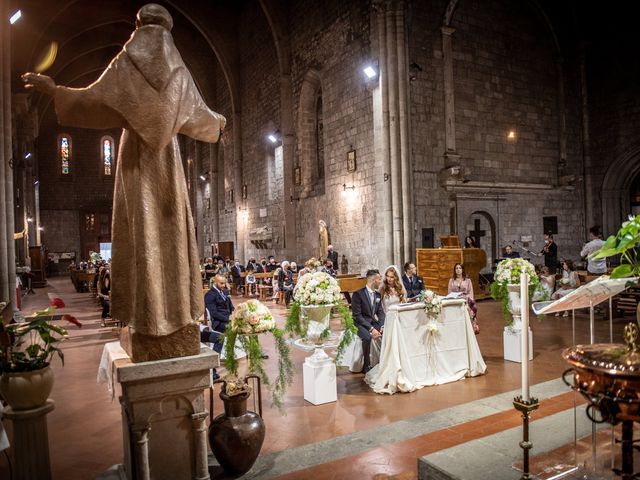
[101,137,113,175]
[59,134,71,174]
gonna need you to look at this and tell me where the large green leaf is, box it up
[611,264,634,278]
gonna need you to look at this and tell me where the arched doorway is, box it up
[602,144,640,236]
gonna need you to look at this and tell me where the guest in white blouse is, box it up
[552,259,581,316]
[380,265,407,313]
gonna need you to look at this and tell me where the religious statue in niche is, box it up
[23,4,226,361]
[340,255,348,275]
[318,220,329,261]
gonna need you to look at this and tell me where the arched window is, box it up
[58,134,71,175]
[101,136,115,175]
[315,92,324,180]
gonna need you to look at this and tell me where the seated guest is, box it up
[203,274,234,380]
[503,245,520,258]
[278,261,295,306]
[204,257,217,282]
[258,258,268,273]
[246,257,258,272]
[290,261,298,274]
[297,259,314,278]
[580,226,607,275]
[402,262,424,300]
[217,259,229,277]
[322,259,336,277]
[448,263,479,334]
[552,259,580,316]
[464,236,477,248]
[539,265,555,299]
[351,269,385,373]
[245,266,257,296]
[271,266,282,300]
[266,256,278,272]
[231,259,245,294]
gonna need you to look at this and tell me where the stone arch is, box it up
[297,69,325,197]
[601,144,640,236]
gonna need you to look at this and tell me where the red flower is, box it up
[62,314,82,328]
[50,297,66,309]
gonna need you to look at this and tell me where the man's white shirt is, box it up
[580,238,606,274]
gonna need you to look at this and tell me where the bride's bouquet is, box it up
[418,289,442,316]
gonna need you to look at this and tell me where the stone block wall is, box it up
[39,209,81,257]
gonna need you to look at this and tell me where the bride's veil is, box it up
[383,264,408,300]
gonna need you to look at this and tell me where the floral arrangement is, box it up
[490,258,540,324]
[0,298,81,373]
[89,250,102,264]
[293,271,342,305]
[221,300,293,411]
[229,299,276,334]
[418,289,442,316]
[286,271,357,363]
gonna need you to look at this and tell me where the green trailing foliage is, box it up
[220,328,294,413]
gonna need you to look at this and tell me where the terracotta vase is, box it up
[208,390,265,476]
[0,365,54,410]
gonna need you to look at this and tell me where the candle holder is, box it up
[513,395,540,480]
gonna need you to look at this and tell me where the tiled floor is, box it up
[0,277,632,479]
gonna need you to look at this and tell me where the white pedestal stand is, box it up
[503,326,533,363]
[303,348,337,405]
[115,347,218,480]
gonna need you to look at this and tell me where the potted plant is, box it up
[285,271,357,362]
[0,299,81,410]
[490,258,541,328]
[593,214,640,319]
[209,299,293,476]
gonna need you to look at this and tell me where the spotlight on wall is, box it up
[24,152,32,159]
[267,130,281,144]
[363,65,378,79]
[9,10,22,25]
[27,217,34,223]
[507,130,516,140]
[33,180,40,185]
[38,226,44,231]
[199,171,210,181]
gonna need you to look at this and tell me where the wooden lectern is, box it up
[416,236,488,298]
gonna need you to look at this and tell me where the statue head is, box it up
[136,4,173,31]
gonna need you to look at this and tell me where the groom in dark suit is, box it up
[351,269,385,373]
[203,274,234,380]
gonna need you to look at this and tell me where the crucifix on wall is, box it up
[469,219,486,248]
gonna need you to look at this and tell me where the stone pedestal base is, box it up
[116,347,218,480]
[503,327,533,363]
[4,400,55,480]
[120,324,200,362]
[303,349,337,405]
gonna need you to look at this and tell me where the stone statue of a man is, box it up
[23,4,226,361]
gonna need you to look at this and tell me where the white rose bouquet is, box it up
[418,289,442,316]
[293,271,342,305]
[490,258,541,324]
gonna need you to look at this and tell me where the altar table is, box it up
[365,299,487,394]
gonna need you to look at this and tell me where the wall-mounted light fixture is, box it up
[37,226,44,231]
[409,62,423,82]
[267,130,281,144]
[383,173,390,182]
[9,10,22,24]
[363,64,378,80]
[289,195,300,204]
[24,152,32,159]
[242,184,248,199]
[34,179,40,185]
[27,217,34,223]
[342,183,356,192]
[507,130,516,141]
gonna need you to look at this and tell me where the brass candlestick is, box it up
[513,395,540,480]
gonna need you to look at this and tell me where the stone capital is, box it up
[441,26,456,36]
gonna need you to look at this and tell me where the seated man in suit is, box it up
[351,269,385,373]
[231,259,245,294]
[402,262,424,300]
[203,274,234,380]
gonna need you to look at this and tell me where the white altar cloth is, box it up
[97,341,129,399]
[365,299,487,394]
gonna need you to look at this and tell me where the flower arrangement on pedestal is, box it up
[285,271,357,362]
[220,299,293,410]
[490,258,541,326]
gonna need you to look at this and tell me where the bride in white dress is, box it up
[380,265,407,312]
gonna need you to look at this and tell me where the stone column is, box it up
[191,411,210,480]
[579,48,594,231]
[131,423,151,480]
[4,400,55,480]
[232,112,245,262]
[281,74,297,259]
[441,26,459,166]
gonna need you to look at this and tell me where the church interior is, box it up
[1,0,640,479]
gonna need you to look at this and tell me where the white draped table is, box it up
[365,299,487,394]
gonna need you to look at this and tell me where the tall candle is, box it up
[520,272,530,402]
